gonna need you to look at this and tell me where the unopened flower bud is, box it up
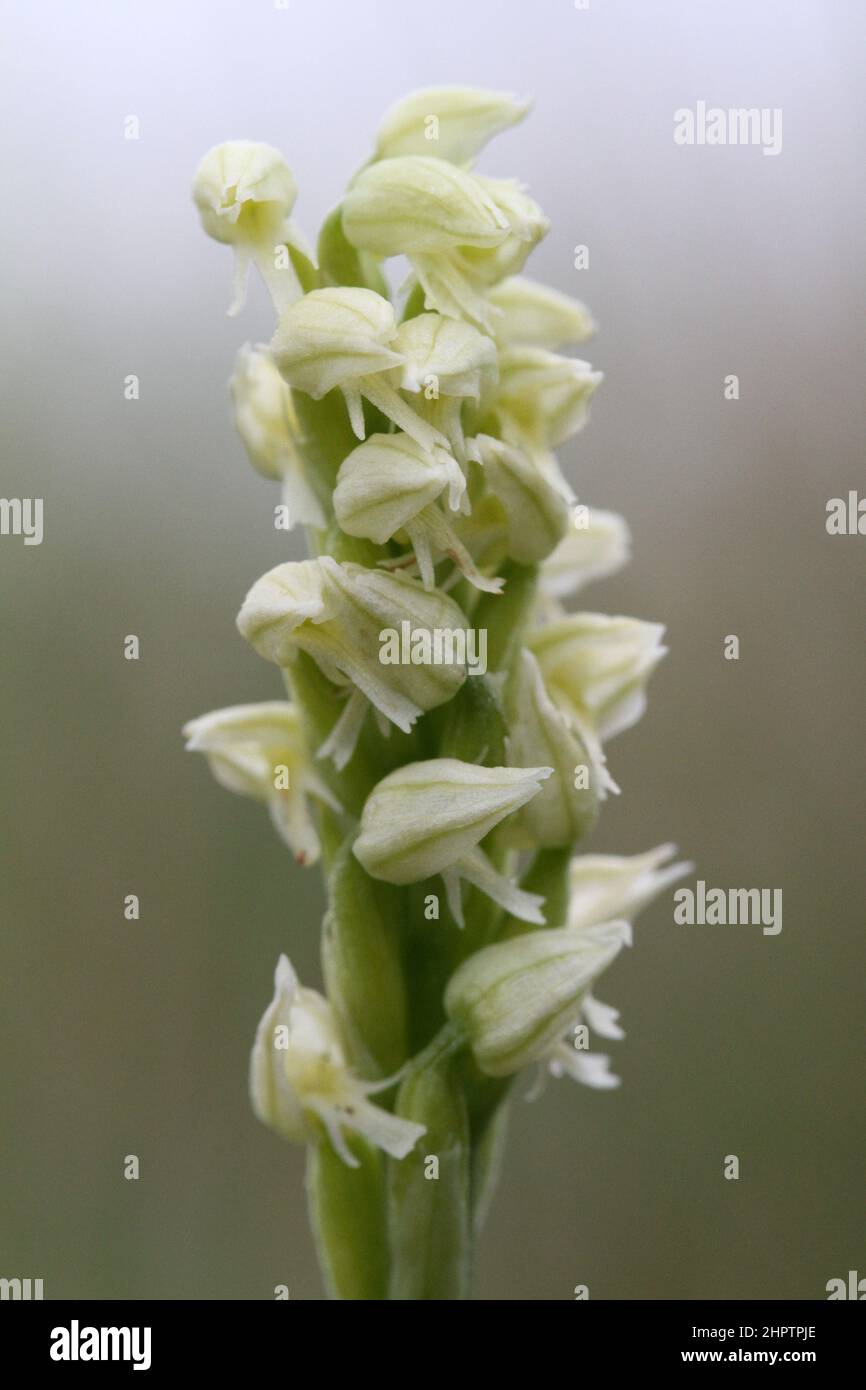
[229,344,323,527]
[374,86,530,165]
[182,701,339,865]
[250,955,425,1166]
[487,275,596,349]
[192,140,309,315]
[353,758,552,927]
[443,920,629,1076]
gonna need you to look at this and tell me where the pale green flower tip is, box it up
[443,920,630,1077]
[353,758,552,887]
[270,286,403,399]
[334,432,464,544]
[488,276,597,349]
[193,140,298,247]
[343,156,512,258]
[529,613,667,743]
[250,954,425,1163]
[495,348,604,449]
[567,844,693,933]
[394,313,497,398]
[540,508,632,600]
[374,86,531,164]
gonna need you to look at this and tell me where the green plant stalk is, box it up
[294,395,529,1299]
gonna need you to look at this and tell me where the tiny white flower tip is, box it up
[566,843,692,933]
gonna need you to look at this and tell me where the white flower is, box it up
[443,920,630,1077]
[394,312,497,464]
[250,955,425,1167]
[236,557,469,767]
[529,613,667,794]
[229,345,323,527]
[271,286,450,453]
[182,702,339,865]
[540,507,631,602]
[353,759,553,927]
[487,275,596,349]
[493,346,603,452]
[567,844,692,933]
[192,141,310,316]
[343,156,548,331]
[334,432,501,594]
[475,434,570,564]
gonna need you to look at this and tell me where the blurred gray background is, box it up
[1,0,864,1299]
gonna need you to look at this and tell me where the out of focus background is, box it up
[1,0,864,1300]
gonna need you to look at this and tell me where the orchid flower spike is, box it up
[250,954,425,1167]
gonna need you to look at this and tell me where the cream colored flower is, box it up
[487,276,596,349]
[236,557,469,767]
[443,920,629,1077]
[192,141,310,315]
[353,759,552,926]
[343,156,548,331]
[182,701,339,865]
[250,955,425,1166]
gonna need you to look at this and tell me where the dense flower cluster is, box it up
[186,86,686,1299]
